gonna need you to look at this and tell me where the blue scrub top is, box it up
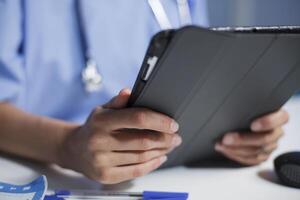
[0,0,209,123]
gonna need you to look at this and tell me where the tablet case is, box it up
[128,26,300,168]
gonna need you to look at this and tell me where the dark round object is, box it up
[274,152,300,188]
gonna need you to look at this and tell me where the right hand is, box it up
[59,89,181,184]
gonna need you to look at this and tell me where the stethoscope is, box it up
[75,0,192,93]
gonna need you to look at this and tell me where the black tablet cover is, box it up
[128,26,300,168]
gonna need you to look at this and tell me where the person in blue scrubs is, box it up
[0,0,289,184]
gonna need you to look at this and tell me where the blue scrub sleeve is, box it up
[0,0,25,104]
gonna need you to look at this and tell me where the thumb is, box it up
[103,88,131,109]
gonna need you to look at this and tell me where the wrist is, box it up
[56,124,84,172]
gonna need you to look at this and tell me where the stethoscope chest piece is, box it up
[81,59,102,92]
[77,0,192,93]
[76,0,103,93]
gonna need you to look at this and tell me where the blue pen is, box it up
[44,190,189,200]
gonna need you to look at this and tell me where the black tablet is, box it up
[128,26,300,168]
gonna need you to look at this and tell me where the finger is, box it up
[251,109,289,132]
[103,88,131,109]
[112,130,182,151]
[222,128,284,147]
[90,130,182,151]
[215,143,262,157]
[216,146,270,166]
[98,108,179,134]
[97,156,167,184]
[215,142,278,157]
[94,149,170,167]
[261,142,278,154]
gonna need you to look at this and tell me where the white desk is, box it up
[1,98,300,199]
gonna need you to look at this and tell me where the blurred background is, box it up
[207,0,300,27]
[207,0,300,96]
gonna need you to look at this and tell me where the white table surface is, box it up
[1,98,300,200]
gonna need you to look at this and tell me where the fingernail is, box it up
[170,121,179,132]
[122,88,131,95]
[222,133,236,145]
[167,146,176,154]
[172,136,182,147]
[251,121,262,131]
[215,143,224,151]
[160,156,168,164]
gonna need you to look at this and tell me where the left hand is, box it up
[215,109,289,165]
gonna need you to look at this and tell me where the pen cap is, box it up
[143,191,189,200]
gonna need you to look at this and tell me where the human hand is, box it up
[59,89,181,184]
[215,109,289,165]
